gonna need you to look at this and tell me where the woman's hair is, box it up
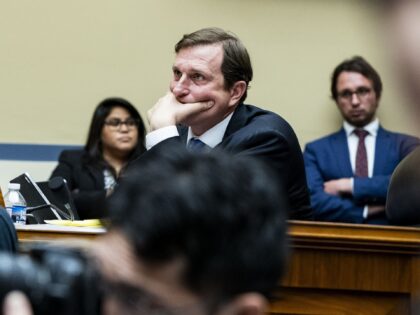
[84,97,146,170]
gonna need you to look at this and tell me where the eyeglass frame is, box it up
[103,118,140,130]
[337,86,373,101]
[337,87,372,101]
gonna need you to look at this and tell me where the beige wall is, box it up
[1,0,418,148]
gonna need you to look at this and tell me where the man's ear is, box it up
[228,81,247,107]
[217,293,268,315]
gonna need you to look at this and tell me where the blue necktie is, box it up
[187,138,209,152]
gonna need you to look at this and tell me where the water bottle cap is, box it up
[8,182,20,190]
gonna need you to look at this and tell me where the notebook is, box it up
[10,173,76,223]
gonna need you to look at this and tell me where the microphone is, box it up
[48,176,79,221]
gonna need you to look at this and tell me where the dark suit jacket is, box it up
[303,126,420,224]
[0,208,17,252]
[386,147,420,226]
[50,150,108,219]
[140,104,312,220]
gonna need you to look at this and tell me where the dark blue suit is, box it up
[0,208,18,252]
[135,104,313,220]
[303,126,419,224]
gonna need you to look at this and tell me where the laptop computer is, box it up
[10,173,77,223]
[37,178,79,220]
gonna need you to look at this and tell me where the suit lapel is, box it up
[373,127,389,175]
[86,163,105,189]
[177,125,189,145]
[332,129,353,177]
[222,104,247,140]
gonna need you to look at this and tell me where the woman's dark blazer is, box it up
[50,150,107,219]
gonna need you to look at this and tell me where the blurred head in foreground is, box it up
[381,0,420,229]
[97,144,289,315]
[384,0,420,121]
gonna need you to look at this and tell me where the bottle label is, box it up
[11,205,26,225]
[5,206,12,217]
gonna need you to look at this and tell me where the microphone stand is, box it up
[27,203,74,221]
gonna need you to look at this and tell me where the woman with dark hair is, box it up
[50,97,146,219]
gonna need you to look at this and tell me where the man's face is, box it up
[335,71,379,127]
[169,44,241,135]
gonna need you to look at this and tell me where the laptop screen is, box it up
[10,173,69,222]
[37,180,79,220]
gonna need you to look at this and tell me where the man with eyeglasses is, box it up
[303,56,419,224]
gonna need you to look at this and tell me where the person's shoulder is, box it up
[0,208,17,252]
[58,149,86,162]
[240,104,292,129]
[379,126,420,141]
[305,129,344,148]
[241,104,281,119]
[386,147,420,225]
[236,105,300,145]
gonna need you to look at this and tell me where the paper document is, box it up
[44,219,103,227]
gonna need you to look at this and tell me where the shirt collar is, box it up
[343,118,379,137]
[187,112,234,148]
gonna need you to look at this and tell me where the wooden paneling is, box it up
[271,289,410,315]
[272,221,420,315]
[15,221,420,314]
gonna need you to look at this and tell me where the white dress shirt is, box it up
[146,112,234,150]
[343,119,379,177]
[343,118,379,218]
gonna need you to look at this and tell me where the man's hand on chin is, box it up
[148,92,214,131]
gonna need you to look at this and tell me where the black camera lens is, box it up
[0,245,102,315]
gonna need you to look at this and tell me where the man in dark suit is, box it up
[143,27,312,220]
[303,56,419,224]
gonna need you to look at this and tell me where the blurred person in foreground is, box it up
[2,144,289,315]
[0,209,17,252]
[303,56,419,225]
[381,2,420,312]
[382,0,420,226]
[140,27,312,221]
[50,97,146,219]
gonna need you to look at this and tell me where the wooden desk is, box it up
[273,221,420,315]
[15,221,420,314]
[16,224,106,243]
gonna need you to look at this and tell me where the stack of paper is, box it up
[44,219,103,227]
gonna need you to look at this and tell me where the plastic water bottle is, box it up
[4,183,27,225]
